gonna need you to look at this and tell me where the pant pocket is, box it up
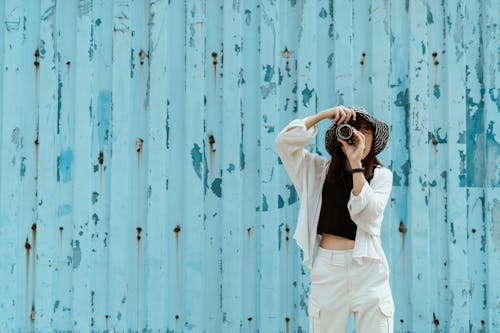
[308,302,321,333]
[378,298,394,317]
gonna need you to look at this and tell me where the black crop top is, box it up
[316,170,357,240]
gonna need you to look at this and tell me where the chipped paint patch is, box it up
[319,7,327,19]
[211,178,222,197]
[262,194,269,212]
[244,9,252,26]
[278,195,284,209]
[191,143,202,179]
[72,240,81,269]
[97,91,112,147]
[433,84,441,98]
[11,127,22,149]
[278,223,284,250]
[260,83,276,99]
[20,157,26,178]
[264,65,274,82]
[57,148,74,183]
[492,200,500,250]
[57,204,72,217]
[486,121,500,186]
[286,184,298,205]
[301,84,314,107]
[91,192,99,204]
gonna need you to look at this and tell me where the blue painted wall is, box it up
[0,0,498,332]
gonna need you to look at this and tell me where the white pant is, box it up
[308,247,394,333]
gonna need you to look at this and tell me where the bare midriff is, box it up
[319,233,355,250]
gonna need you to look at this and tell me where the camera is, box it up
[336,124,355,144]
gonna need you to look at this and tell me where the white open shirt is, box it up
[274,116,393,269]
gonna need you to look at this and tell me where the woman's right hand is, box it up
[321,105,356,124]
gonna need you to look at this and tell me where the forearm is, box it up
[350,159,366,196]
[305,111,328,130]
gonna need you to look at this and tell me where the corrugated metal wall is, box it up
[0,0,498,332]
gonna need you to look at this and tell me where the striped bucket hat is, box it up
[325,106,389,156]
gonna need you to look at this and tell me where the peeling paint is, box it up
[57,148,74,183]
[244,9,251,26]
[433,84,441,98]
[191,143,202,179]
[72,240,81,269]
[278,195,284,209]
[211,178,222,197]
[91,192,99,204]
[319,7,327,19]
[264,65,274,82]
[262,194,269,212]
[492,200,500,250]
[57,204,72,217]
[260,82,276,99]
[97,91,112,147]
[286,184,298,205]
[301,84,314,107]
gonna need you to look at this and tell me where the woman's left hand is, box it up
[337,129,365,166]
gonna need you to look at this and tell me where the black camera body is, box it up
[335,123,355,145]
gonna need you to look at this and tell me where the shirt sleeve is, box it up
[347,167,393,235]
[274,117,318,196]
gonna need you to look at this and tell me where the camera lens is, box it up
[336,124,353,140]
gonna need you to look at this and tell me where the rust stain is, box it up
[282,47,292,58]
[98,151,104,166]
[174,225,181,252]
[433,312,439,328]
[98,151,104,192]
[30,224,36,322]
[285,317,290,333]
[136,138,144,170]
[211,51,218,87]
[432,52,439,65]
[136,225,143,329]
[105,315,109,331]
[247,226,254,242]
[399,220,407,233]
[34,49,40,67]
[360,52,366,66]
[59,226,64,245]
[283,47,292,73]
[136,138,144,153]
[139,49,146,65]
[208,134,216,179]
[25,238,31,324]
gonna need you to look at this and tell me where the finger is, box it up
[348,107,356,123]
[341,106,352,123]
[353,131,366,147]
[331,107,341,123]
[353,129,364,140]
[338,109,347,123]
[337,138,348,152]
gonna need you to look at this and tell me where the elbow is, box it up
[350,204,385,236]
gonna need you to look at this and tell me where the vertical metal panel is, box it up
[0,1,498,332]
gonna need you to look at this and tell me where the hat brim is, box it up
[324,106,389,156]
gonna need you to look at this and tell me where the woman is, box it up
[275,105,394,332]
